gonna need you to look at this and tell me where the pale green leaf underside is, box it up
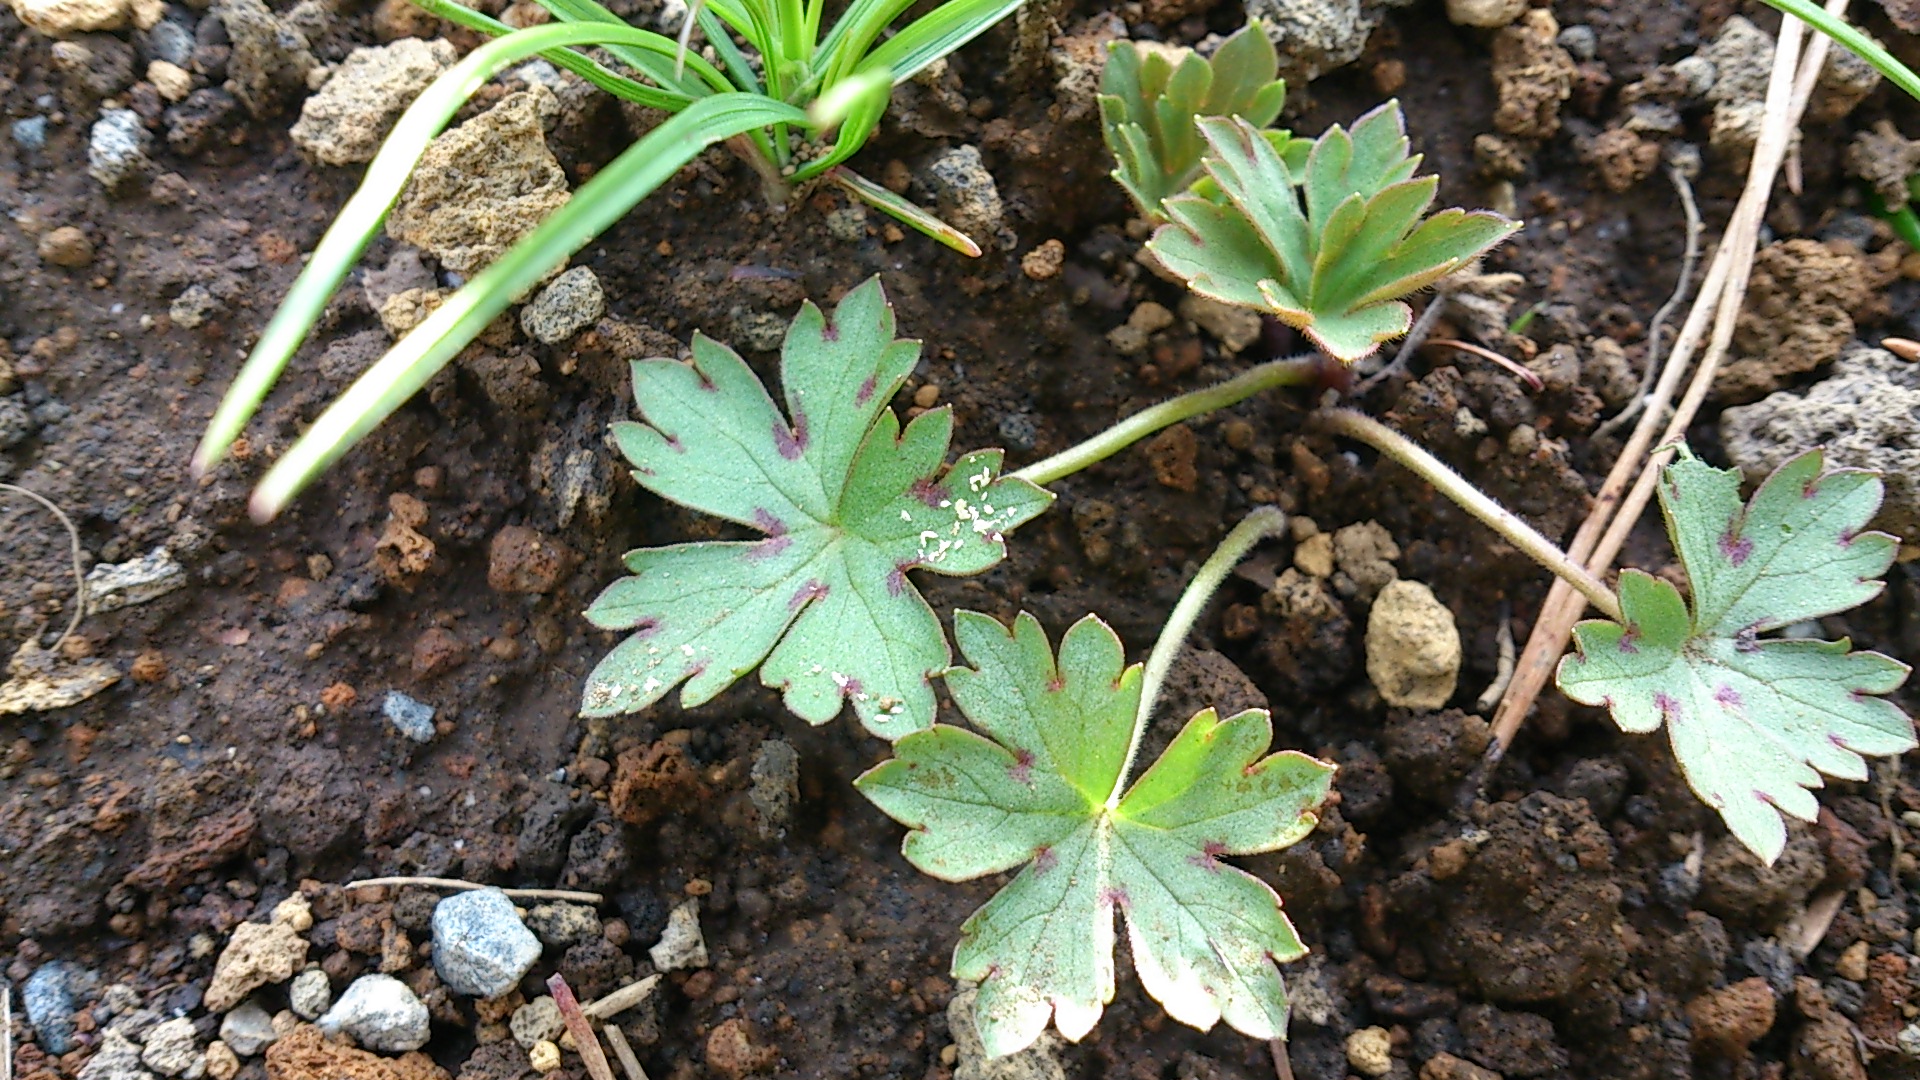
[1146,105,1519,363]
[582,277,1053,738]
[1558,449,1914,864]
[857,612,1335,1056]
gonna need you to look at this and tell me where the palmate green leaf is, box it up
[858,611,1335,1056]
[1147,105,1519,363]
[582,278,1052,739]
[1557,448,1915,864]
[1099,22,1291,220]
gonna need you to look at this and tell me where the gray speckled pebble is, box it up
[431,888,541,999]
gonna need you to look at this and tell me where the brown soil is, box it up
[4,0,1920,1078]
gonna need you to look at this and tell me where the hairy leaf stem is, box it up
[1107,506,1289,808]
[1012,356,1321,488]
[1313,408,1622,621]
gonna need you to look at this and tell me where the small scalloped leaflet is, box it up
[857,611,1335,1057]
[1557,447,1914,864]
[580,277,1052,739]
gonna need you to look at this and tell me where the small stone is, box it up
[922,145,1006,251]
[290,39,460,165]
[705,1019,773,1078]
[1345,1026,1394,1077]
[148,60,192,101]
[1835,941,1870,982]
[202,1043,238,1080]
[1447,0,1525,26]
[10,0,134,34]
[38,227,95,268]
[24,962,84,1054]
[432,888,543,998]
[522,266,605,344]
[383,690,437,742]
[219,1002,279,1057]
[1897,1022,1920,1058]
[1245,0,1375,83]
[948,988,1064,1080]
[1021,239,1064,281]
[288,970,331,1021]
[748,740,800,841]
[487,526,577,594]
[1686,977,1776,1057]
[510,997,564,1049]
[523,903,601,948]
[84,546,187,613]
[1421,1052,1502,1080]
[77,1030,151,1080]
[1178,294,1262,353]
[205,921,310,1012]
[88,108,152,191]
[1365,580,1462,710]
[217,0,316,116]
[388,88,569,278]
[144,18,192,65]
[1294,532,1335,578]
[272,894,313,932]
[316,974,430,1052]
[141,1017,203,1078]
[13,117,49,151]
[824,206,868,242]
[648,899,708,972]
[528,1040,562,1073]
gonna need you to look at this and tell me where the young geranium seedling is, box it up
[859,512,1334,1057]
[1099,21,1293,222]
[581,277,1051,738]
[1558,448,1915,863]
[1146,103,1518,362]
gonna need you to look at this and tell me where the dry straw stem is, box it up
[1489,4,1834,757]
[549,974,619,1080]
[343,876,604,903]
[601,1024,652,1080]
[0,483,87,648]
[5,983,14,1080]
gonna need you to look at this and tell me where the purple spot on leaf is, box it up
[910,478,944,506]
[1618,627,1640,654]
[1032,845,1056,873]
[1009,749,1033,786]
[822,322,839,343]
[1654,692,1682,721]
[1045,674,1065,693]
[664,434,685,453]
[887,563,908,597]
[789,579,828,611]
[746,510,790,560]
[754,508,788,538]
[1803,478,1820,499]
[1187,841,1228,872]
[1839,528,1859,548]
[1719,528,1753,567]
[1102,886,1129,908]
[856,375,876,405]
[774,413,809,459]
[1714,685,1742,709]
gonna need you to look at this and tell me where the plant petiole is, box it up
[1312,407,1622,620]
[1107,505,1289,808]
[1012,355,1321,487]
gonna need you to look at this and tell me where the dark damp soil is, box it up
[4,0,1920,1078]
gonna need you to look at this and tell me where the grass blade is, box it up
[1758,0,1920,101]
[196,21,727,477]
[832,166,981,255]
[249,92,808,520]
[860,0,1026,83]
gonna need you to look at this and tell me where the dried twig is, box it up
[1425,338,1543,390]
[1474,607,1516,713]
[1,483,88,649]
[582,975,660,1020]
[1593,165,1703,442]
[548,974,619,1080]
[601,1024,652,1080]
[1785,889,1849,960]
[343,876,604,903]
[1355,296,1449,396]
[1488,9,1821,759]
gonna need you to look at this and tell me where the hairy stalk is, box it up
[1313,408,1622,620]
[1108,506,1289,808]
[1014,356,1320,487]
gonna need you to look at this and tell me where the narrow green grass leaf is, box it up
[248,92,809,518]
